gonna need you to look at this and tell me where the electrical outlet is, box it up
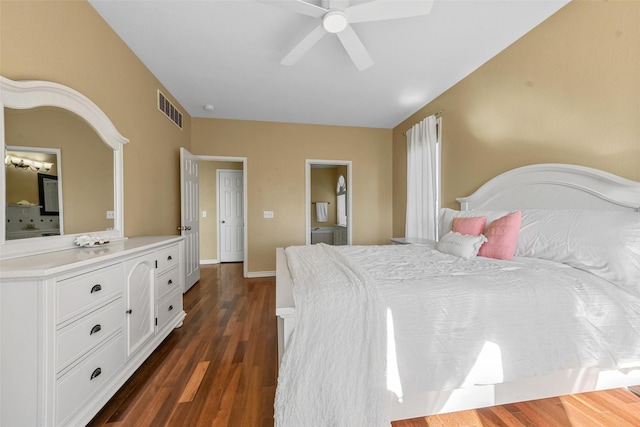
[263,210,274,219]
[106,210,115,219]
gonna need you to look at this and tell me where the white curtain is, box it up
[405,115,441,241]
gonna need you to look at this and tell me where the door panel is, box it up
[125,257,154,357]
[219,170,244,263]
[180,147,200,292]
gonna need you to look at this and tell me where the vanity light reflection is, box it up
[5,154,53,172]
[5,146,62,240]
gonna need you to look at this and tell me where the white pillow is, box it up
[439,208,510,239]
[437,232,487,259]
[516,209,640,293]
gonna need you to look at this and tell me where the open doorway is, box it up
[198,156,248,278]
[305,159,352,246]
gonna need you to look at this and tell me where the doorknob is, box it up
[221,220,226,224]
[177,226,192,231]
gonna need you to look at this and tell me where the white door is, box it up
[218,170,244,262]
[180,147,200,291]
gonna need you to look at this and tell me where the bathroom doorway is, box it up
[305,159,352,246]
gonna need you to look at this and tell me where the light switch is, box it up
[263,210,274,219]
[202,211,207,218]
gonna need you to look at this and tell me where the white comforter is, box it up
[275,243,640,426]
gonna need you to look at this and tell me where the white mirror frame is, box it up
[1,76,128,260]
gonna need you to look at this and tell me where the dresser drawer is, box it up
[56,333,124,425]
[57,264,124,323]
[157,291,183,331]
[156,245,179,273]
[156,267,180,301]
[57,299,124,371]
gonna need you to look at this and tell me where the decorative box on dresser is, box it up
[0,236,186,427]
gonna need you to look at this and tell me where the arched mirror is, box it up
[1,76,128,259]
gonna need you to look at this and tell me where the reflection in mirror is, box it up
[4,107,115,239]
[308,162,351,246]
[336,174,347,227]
[38,173,59,215]
[5,147,61,240]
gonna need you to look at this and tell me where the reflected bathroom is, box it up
[309,164,348,246]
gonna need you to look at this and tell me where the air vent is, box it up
[158,90,183,129]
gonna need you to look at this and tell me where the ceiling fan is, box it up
[272,0,434,71]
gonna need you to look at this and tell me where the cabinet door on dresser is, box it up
[124,254,156,357]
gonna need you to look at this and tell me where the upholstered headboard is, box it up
[457,164,640,212]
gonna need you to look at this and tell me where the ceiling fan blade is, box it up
[336,25,373,71]
[281,24,327,66]
[345,0,433,23]
[269,0,327,19]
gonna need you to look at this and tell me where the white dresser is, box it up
[0,236,186,426]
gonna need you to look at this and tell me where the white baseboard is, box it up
[200,259,219,265]
[246,271,275,278]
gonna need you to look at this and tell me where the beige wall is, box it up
[1,0,190,238]
[392,1,640,237]
[192,119,392,272]
[1,1,392,274]
[199,161,243,261]
[10,1,630,274]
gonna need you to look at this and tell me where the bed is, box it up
[274,163,640,425]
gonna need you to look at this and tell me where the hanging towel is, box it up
[316,202,328,223]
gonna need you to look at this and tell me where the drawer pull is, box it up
[168,305,174,311]
[126,309,133,314]
[90,367,102,380]
[167,255,173,261]
[90,324,102,335]
[90,284,102,294]
[168,279,173,285]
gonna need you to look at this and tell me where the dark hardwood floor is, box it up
[88,263,276,427]
[89,263,640,427]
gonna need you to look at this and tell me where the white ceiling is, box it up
[88,0,569,129]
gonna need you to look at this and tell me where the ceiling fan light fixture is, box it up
[322,11,348,33]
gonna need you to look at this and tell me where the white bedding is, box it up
[275,243,640,425]
[275,243,391,426]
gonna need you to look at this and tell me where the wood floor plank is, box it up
[130,386,173,426]
[555,395,604,427]
[514,398,572,426]
[87,262,640,427]
[477,405,525,426]
[178,360,211,403]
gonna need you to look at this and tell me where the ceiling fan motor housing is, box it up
[322,10,348,33]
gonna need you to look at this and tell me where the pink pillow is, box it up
[452,216,486,236]
[478,211,522,260]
